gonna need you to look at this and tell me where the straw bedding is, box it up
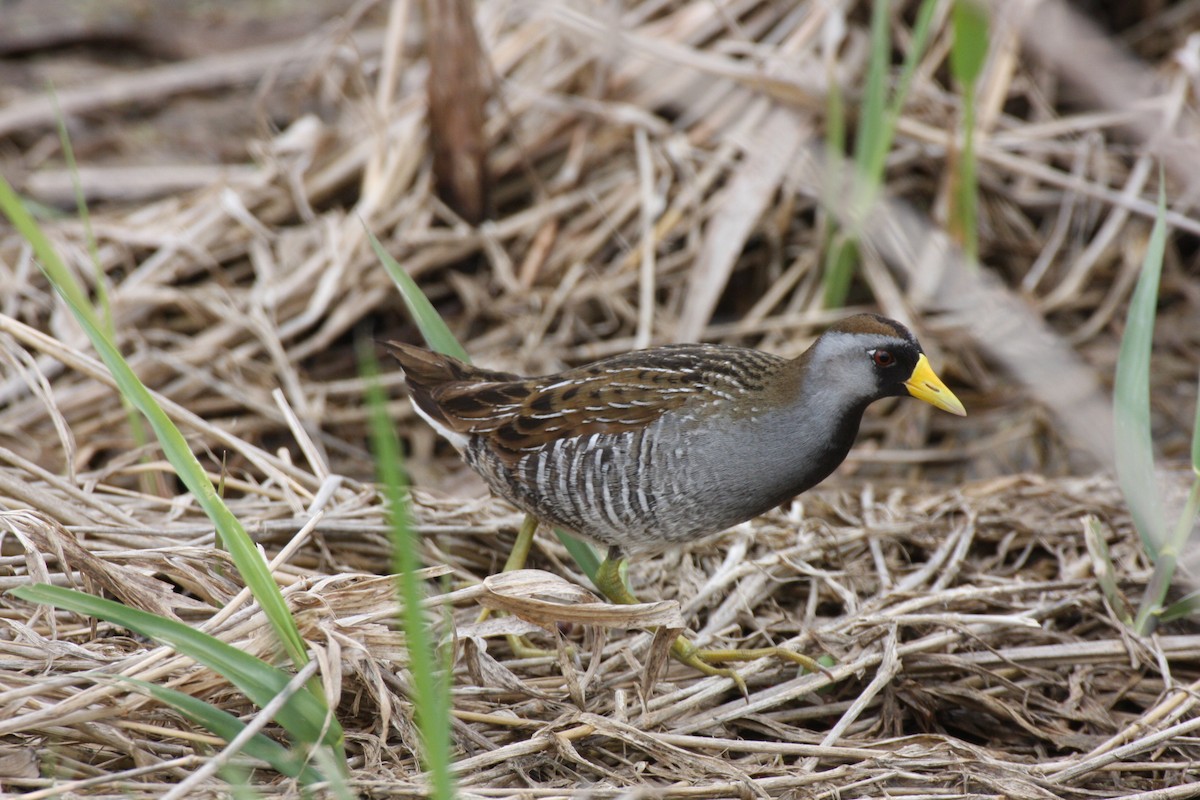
[1,0,1199,796]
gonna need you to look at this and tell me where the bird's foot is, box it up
[476,607,576,659]
[670,635,831,696]
[506,633,575,659]
[477,514,571,659]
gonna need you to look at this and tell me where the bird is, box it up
[388,313,965,686]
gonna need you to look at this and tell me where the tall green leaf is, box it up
[1193,370,1200,474]
[949,0,988,262]
[1114,185,1169,557]
[950,1,989,89]
[10,585,341,752]
[0,176,305,662]
[0,173,337,746]
[888,0,939,131]
[367,228,469,362]
[361,341,456,799]
[120,678,326,784]
[853,0,890,181]
[825,0,938,308]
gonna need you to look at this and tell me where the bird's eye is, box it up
[870,349,895,368]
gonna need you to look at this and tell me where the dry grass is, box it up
[3,471,1199,797]
[2,0,1200,796]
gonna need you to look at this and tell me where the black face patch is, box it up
[871,342,921,398]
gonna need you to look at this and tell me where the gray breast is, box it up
[465,399,835,555]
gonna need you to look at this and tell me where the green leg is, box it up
[595,546,638,604]
[475,515,566,659]
[596,547,827,695]
[502,513,539,572]
[478,514,539,624]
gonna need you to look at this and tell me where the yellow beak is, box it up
[904,354,967,416]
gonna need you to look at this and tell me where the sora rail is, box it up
[389,313,965,685]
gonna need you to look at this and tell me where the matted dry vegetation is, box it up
[2,0,1200,797]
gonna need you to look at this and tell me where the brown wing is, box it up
[503,368,694,446]
[389,342,784,463]
[385,342,522,433]
[426,367,697,464]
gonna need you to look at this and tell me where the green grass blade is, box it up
[949,0,988,262]
[1117,184,1198,636]
[826,58,846,170]
[0,173,316,682]
[367,227,469,362]
[1192,370,1200,474]
[949,92,980,261]
[1114,185,1168,558]
[1135,477,1200,634]
[120,677,325,784]
[859,0,939,185]
[556,530,601,582]
[10,585,341,751]
[950,1,989,89]
[822,234,858,310]
[853,0,890,183]
[1083,515,1131,625]
[889,0,939,126]
[360,341,456,800]
[1158,589,1200,625]
[825,0,935,308]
